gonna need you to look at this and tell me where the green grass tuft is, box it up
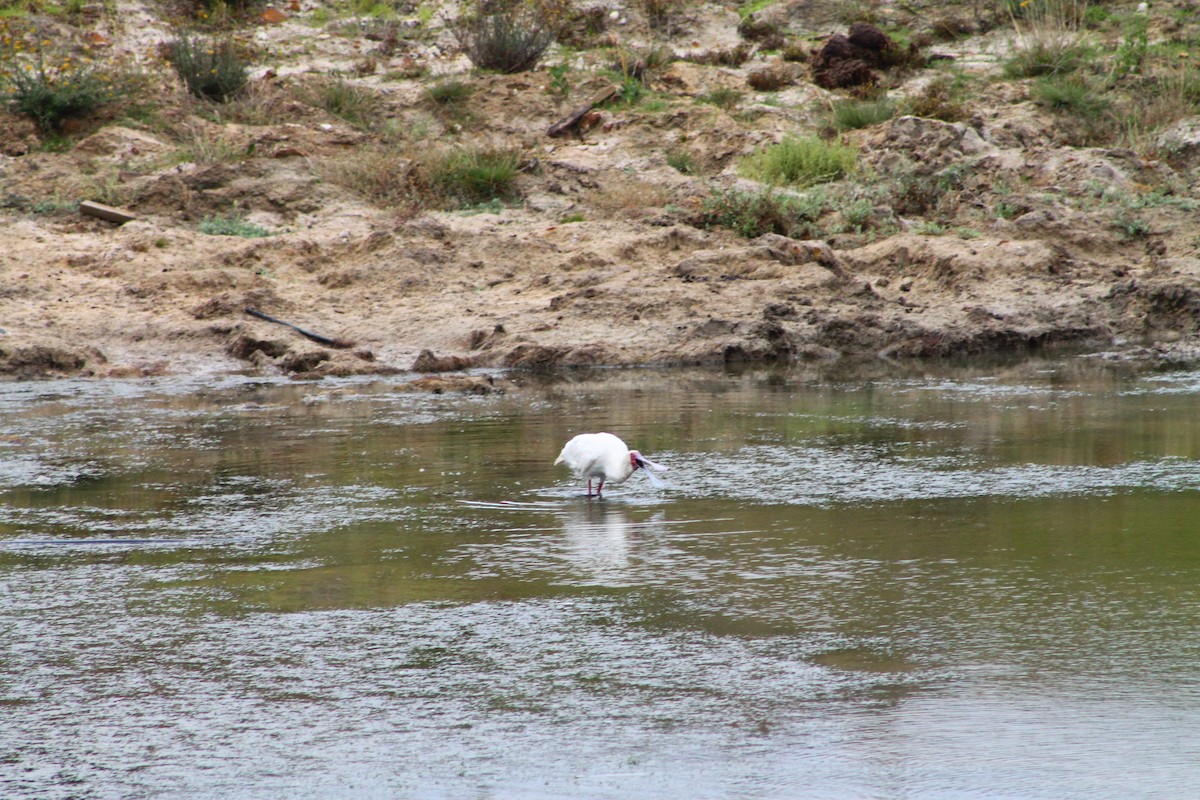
[831,97,896,130]
[426,146,521,207]
[739,135,857,188]
[199,208,273,237]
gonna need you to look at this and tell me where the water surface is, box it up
[3,359,1199,798]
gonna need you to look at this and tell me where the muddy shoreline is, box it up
[4,2,1200,382]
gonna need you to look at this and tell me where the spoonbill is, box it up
[554,432,668,497]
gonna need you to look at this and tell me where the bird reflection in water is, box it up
[560,502,637,580]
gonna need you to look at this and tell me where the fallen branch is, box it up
[243,307,354,348]
[547,84,618,137]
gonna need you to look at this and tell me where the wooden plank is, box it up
[547,85,618,138]
[79,201,137,224]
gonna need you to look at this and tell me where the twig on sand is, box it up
[243,307,354,348]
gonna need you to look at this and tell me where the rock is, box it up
[501,343,618,368]
[411,349,476,372]
[754,234,841,270]
[0,342,106,378]
[73,127,171,164]
[398,375,503,394]
[847,22,892,53]
[1155,116,1200,156]
[226,329,289,360]
[191,289,286,320]
[747,64,796,91]
[737,16,783,46]
[278,350,331,373]
[872,116,997,170]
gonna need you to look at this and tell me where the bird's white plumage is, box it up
[555,432,635,484]
[554,432,667,496]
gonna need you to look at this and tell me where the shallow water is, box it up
[3,359,1199,799]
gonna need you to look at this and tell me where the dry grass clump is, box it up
[589,175,671,218]
[680,43,752,67]
[1003,0,1091,77]
[295,76,384,130]
[321,141,523,211]
[320,144,416,208]
[424,78,475,121]
[162,124,247,165]
[200,79,306,126]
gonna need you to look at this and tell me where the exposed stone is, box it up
[411,349,476,372]
[397,374,503,394]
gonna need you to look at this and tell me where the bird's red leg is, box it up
[587,479,593,497]
[596,480,604,497]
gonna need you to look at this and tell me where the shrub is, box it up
[880,162,965,217]
[1113,210,1150,239]
[168,33,248,102]
[666,148,697,174]
[839,197,874,231]
[702,187,827,239]
[699,86,742,110]
[0,42,121,133]
[1110,12,1148,80]
[739,135,857,188]
[454,0,562,74]
[831,97,896,130]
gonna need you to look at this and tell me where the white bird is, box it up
[554,432,668,497]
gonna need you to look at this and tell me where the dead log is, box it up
[79,201,136,224]
[547,85,618,137]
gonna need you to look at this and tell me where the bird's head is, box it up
[630,450,667,472]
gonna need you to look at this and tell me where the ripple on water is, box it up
[0,594,936,800]
[672,444,1200,505]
